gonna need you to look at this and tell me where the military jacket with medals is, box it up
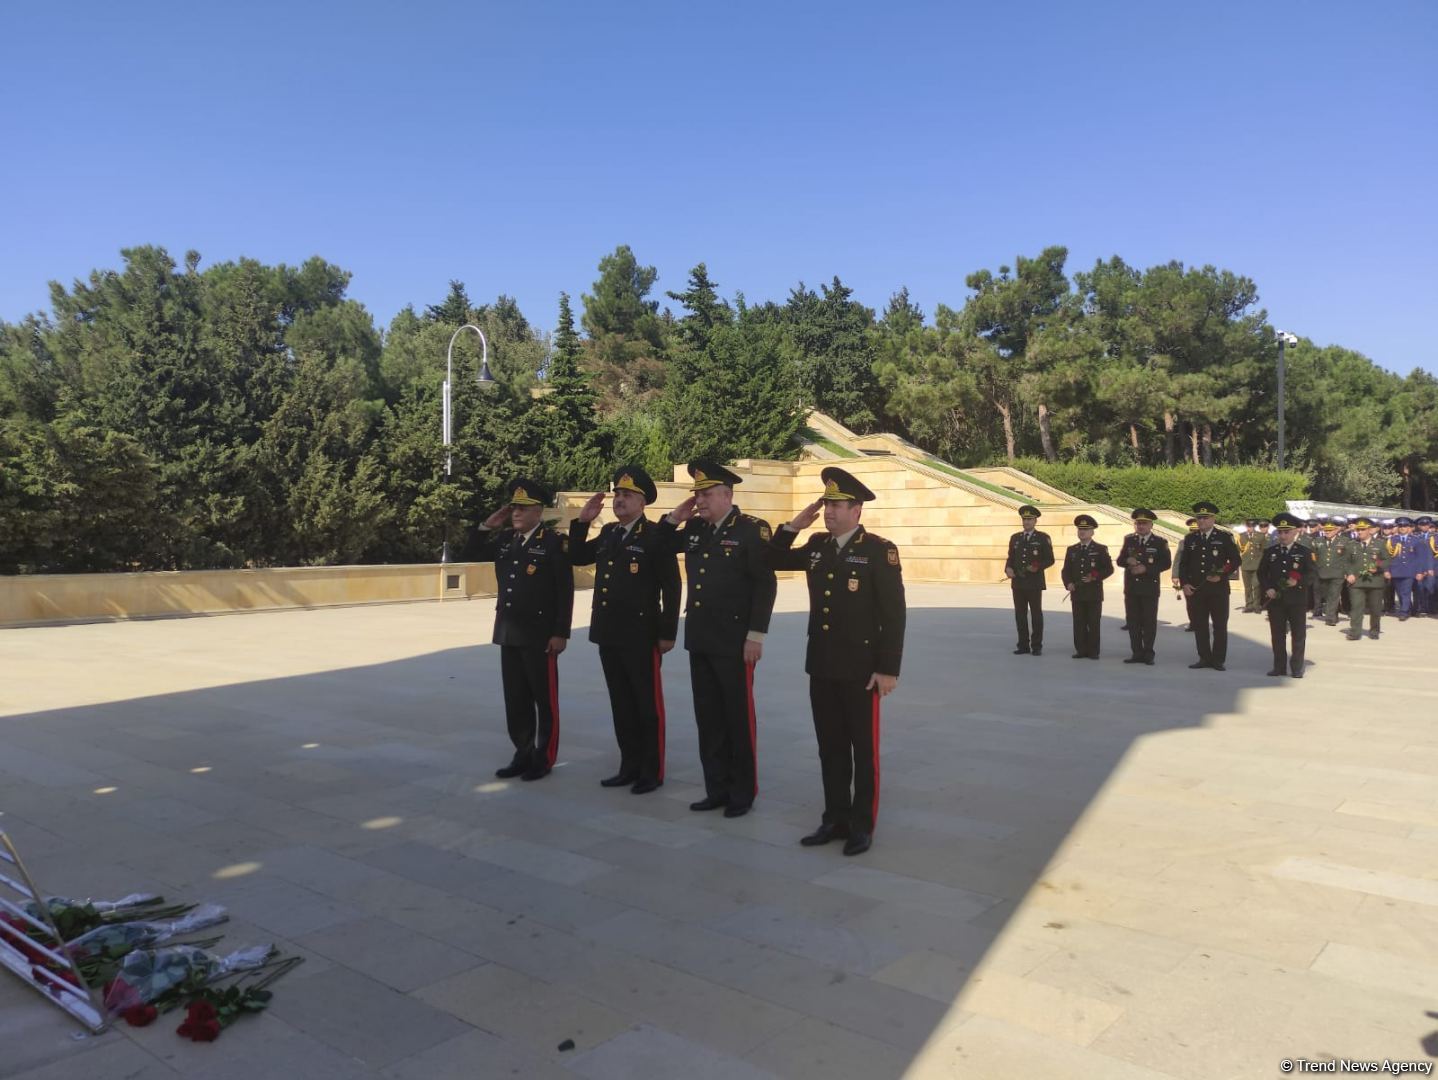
[473,524,575,649]
[1238,532,1265,571]
[659,506,777,658]
[1177,528,1242,591]
[1343,536,1390,586]
[568,515,681,650]
[1004,529,1055,590]
[1311,533,1351,579]
[1117,531,1172,596]
[1060,540,1114,599]
[769,525,906,679]
[1258,541,1317,604]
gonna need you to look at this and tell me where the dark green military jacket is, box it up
[1343,535,1390,588]
[1311,533,1351,579]
[1238,533,1265,572]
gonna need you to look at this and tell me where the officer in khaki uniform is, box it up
[1238,519,1264,612]
[1004,505,1055,655]
[1117,508,1172,665]
[1258,511,1317,678]
[569,466,681,794]
[1311,518,1351,625]
[1343,516,1389,640]
[475,478,575,781]
[769,468,906,856]
[660,461,778,817]
[1061,514,1114,659]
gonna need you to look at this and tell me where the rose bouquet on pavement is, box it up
[67,905,229,985]
[24,894,197,942]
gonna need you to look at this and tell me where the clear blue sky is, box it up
[3,1,1434,374]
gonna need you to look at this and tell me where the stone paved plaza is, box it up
[2,582,1436,1079]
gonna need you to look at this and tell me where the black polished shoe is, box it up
[1346,631,1361,640]
[1211,663,1226,671]
[799,823,849,846]
[1119,624,1129,632]
[1188,661,1210,669]
[1290,665,1304,679]
[495,762,527,779]
[690,796,728,812]
[1266,669,1286,677]
[630,778,660,795]
[600,773,637,788]
[1369,630,1380,639]
[1013,646,1030,655]
[1031,647,1042,656]
[1183,625,1194,632]
[1123,656,1144,664]
[723,804,751,819]
[1144,656,1155,666]
[1072,653,1086,659]
[842,831,872,856]
[1088,654,1100,660]
[520,766,551,781]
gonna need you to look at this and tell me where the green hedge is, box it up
[1013,459,1309,522]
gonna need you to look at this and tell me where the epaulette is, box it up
[742,514,772,541]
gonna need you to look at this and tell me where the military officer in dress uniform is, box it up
[1177,501,1243,670]
[1174,518,1199,631]
[1238,520,1264,613]
[1117,508,1172,665]
[1259,511,1317,678]
[1343,516,1389,640]
[661,461,778,818]
[569,467,681,794]
[1416,517,1437,616]
[1004,505,1055,656]
[1312,517,1351,626]
[475,478,574,781]
[1387,517,1424,620]
[769,468,906,856]
[1061,514,1113,659]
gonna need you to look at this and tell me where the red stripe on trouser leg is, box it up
[653,647,666,782]
[870,689,881,830]
[545,653,561,768]
[745,661,758,798]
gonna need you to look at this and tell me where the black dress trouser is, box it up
[598,645,665,783]
[1190,585,1230,665]
[809,678,881,836]
[1125,590,1160,660]
[1071,594,1102,657]
[500,646,559,768]
[1012,587,1043,650]
[1268,597,1307,673]
[689,652,756,808]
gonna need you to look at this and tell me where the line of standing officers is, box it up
[471,462,905,857]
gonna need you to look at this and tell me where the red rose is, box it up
[1028,561,1039,572]
[124,1004,158,1027]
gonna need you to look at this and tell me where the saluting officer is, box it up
[1177,501,1242,670]
[1312,518,1350,625]
[1061,514,1113,660]
[769,468,906,856]
[661,461,778,818]
[475,479,574,781]
[1259,511,1317,678]
[1343,516,1389,640]
[1117,508,1172,665]
[1004,505,1055,656]
[569,467,681,794]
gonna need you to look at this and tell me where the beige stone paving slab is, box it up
[1271,856,1438,907]
[565,1024,779,1080]
[953,968,1127,1046]
[6,1036,174,1080]
[578,865,747,924]
[743,1016,913,1079]
[909,1013,1184,1080]
[296,915,487,992]
[809,864,1000,923]
[122,1011,372,1080]
[1310,940,1438,1000]
[412,962,635,1061]
[1337,799,1438,829]
[378,1028,575,1080]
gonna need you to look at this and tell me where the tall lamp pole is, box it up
[1276,331,1297,470]
[441,324,496,563]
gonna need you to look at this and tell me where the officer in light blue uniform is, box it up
[1387,517,1424,620]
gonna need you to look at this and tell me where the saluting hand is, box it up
[483,506,512,530]
[866,673,898,698]
[668,496,697,524]
[788,499,823,532]
[577,492,606,524]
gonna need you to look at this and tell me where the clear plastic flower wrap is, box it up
[67,905,229,982]
[103,944,275,1015]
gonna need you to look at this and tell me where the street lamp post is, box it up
[441,324,496,563]
[1276,331,1297,470]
